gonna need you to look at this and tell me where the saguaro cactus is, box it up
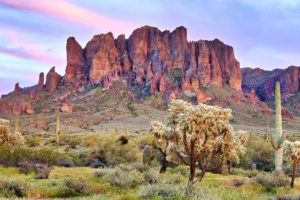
[271,82,285,171]
[14,114,20,135]
[56,109,60,144]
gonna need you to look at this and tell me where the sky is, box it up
[0,0,300,95]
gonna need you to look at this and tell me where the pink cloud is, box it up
[0,46,64,64]
[0,28,64,64]
[0,0,137,35]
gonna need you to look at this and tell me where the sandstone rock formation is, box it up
[246,89,259,103]
[65,37,85,84]
[59,101,73,113]
[29,89,36,99]
[242,66,300,100]
[38,72,45,92]
[0,100,34,115]
[14,83,20,96]
[65,26,242,93]
[197,90,213,103]
[45,67,61,92]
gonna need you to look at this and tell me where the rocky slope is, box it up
[242,66,300,100]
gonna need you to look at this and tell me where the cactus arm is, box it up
[271,134,279,150]
[279,132,286,146]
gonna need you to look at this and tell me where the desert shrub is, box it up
[56,158,75,167]
[255,171,290,188]
[0,180,27,198]
[239,134,274,171]
[137,184,183,200]
[34,164,52,179]
[245,169,260,178]
[59,135,83,149]
[18,161,34,174]
[88,159,106,168]
[108,168,143,188]
[18,162,51,179]
[25,136,42,147]
[276,193,300,200]
[52,179,87,198]
[94,168,115,178]
[64,179,87,195]
[0,145,70,167]
[132,162,150,173]
[143,169,160,184]
[89,134,141,165]
[95,167,143,188]
[164,174,185,185]
[232,179,245,187]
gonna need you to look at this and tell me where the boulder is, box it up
[196,90,213,103]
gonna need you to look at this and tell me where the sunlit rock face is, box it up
[45,67,62,92]
[66,25,242,92]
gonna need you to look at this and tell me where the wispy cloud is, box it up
[0,28,64,64]
[0,0,137,35]
[0,46,64,64]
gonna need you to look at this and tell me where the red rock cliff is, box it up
[65,26,242,92]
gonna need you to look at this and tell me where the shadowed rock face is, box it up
[66,25,242,92]
[14,83,20,96]
[38,72,45,92]
[242,66,300,100]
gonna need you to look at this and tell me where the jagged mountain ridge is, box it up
[242,66,300,100]
[1,25,300,118]
[65,25,242,93]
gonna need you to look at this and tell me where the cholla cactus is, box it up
[150,100,247,184]
[0,119,17,146]
[272,82,285,171]
[150,121,173,173]
[56,109,61,144]
[143,145,154,166]
[283,141,300,188]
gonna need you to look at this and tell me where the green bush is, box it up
[0,180,27,198]
[255,171,290,188]
[25,136,42,147]
[137,184,183,200]
[64,179,87,195]
[34,164,52,179]
[89,134,141,165]
[143,169,160,184]
[239,134,274,171]
[0,145,69,167]
[95,167,144,188]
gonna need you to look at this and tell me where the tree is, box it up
[151,100,247,185]
[284,141,300,188]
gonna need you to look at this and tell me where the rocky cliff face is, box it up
[242,66,300,100]
[65,26,242,92]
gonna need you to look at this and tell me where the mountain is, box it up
[1,25,299,123]
[64,25,242,92]
[1,25,243,106]
[242,66,300,101]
